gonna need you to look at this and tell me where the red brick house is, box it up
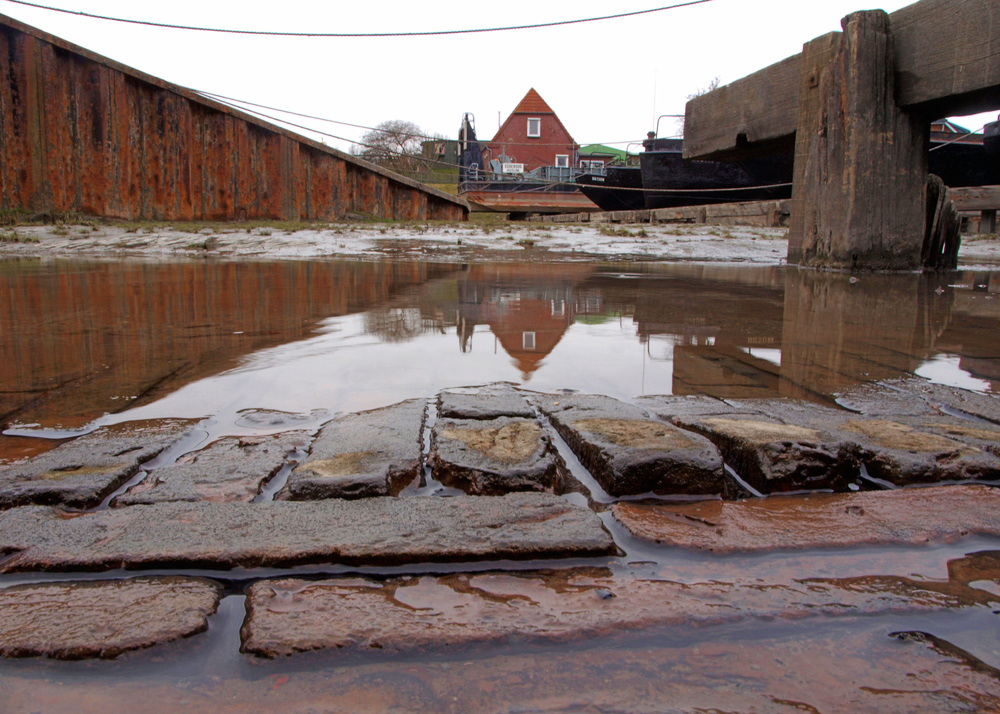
[483,89,578,173]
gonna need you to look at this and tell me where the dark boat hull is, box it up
[575,167,645,212]
[639,151,793,210]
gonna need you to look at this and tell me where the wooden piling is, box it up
[797,11,929,270]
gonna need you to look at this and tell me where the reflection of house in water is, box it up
[454,265,596,378]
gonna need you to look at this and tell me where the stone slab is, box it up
[0,493,615,572]
[742,398,1000,487]
[612,484,1000,553]
[277,400,424,501]
[0,419,196,510]
[438,383,535,420]
[535,394,725,497]
[840,379,1000,425]
[240,564,989,658]
[0,576,219,659]
[115,432,309,505]
[431,417,565,495]
[664,399,864,493]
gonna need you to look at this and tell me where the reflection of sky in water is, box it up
[103,314,673,437]
[915,354,992,393]
[740,347,782,367]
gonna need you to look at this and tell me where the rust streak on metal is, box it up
[0,14,467,222]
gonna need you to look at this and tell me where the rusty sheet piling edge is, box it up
[0,13,468,223]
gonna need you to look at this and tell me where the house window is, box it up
[523,332,536,350]
[555,155,569,168]
[527,118,541,137]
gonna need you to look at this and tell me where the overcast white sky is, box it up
[1,0,996,153]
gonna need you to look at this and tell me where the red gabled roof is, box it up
[513,88,554,115]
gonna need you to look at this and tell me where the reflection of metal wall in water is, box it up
[0,16,466,222]
[0,261,456,428]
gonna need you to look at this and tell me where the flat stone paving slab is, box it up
[277,400,424,501]
[0,493,615,572]
[115,432,309,505]
[612,484,1000,553]
[0,419,196,510]
[535,394,725,497]
[431,417,565,495]
[438,383,535,420]
[838,378,1000,424]
[0,576,220,659]
[241,565,990,658]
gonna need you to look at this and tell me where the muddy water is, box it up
[1,259,997,442]
[2,257,1000,711]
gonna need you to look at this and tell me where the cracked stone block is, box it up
[431,417,565,495]
[115,431,309,506]
[734,399,1000,487]
[0,419,197,510]
[611,484,1000,553]
[535,394,724,497]
[277,400,424,501]
[666,399,866,494]
[0,493,615,573]
[0,576,220,660]
[438,383,535,420]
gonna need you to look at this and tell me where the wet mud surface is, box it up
[1,251,1000,711]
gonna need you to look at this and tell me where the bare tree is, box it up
[353,120,426,173]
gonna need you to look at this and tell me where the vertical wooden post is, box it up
[982,209,998,234]
[796,11,930,270]
[788,32,841,264]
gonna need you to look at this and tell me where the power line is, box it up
[0,0,719,37]
[197,89,654,151]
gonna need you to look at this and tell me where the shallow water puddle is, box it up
[1,257,999,710]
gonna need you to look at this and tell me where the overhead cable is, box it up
[0,0,718,37]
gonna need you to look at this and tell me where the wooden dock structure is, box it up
[683,0,999,269]
[0,14,468,223]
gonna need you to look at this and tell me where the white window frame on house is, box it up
[522,332,536,350]
[527,118,541,138]
[554,154,569,168]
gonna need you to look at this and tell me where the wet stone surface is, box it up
[241,565,992,659]
[612,484,1000,553]
[838,378,1000,424]
[742,398,1000,486]
[437,383,535,420]
[0,493,615,572]
[0,576,220,659]
[430,416,566,495]
[535,394,725,497]
[0,419,196,510]
[115,432,309,506]
[277,400,424,501]
[652,398,864,493]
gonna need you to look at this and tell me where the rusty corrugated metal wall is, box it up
[0,15,467,222]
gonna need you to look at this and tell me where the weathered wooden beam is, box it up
[947,185,1000,211]
[892,0,1000,115]
[682,55,801,161]
[685,0,1000,160]
[796,11,929,270]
